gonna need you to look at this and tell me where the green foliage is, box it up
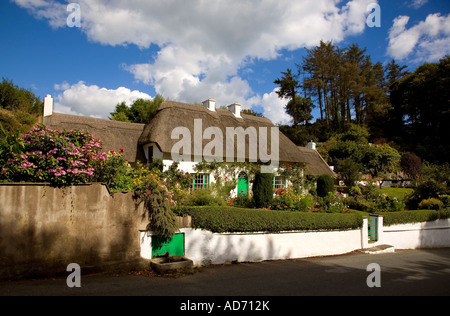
[285,95,315,125]
[252,171,273,208]
[421,162,450,187]
[302,42,388,128]
[182,189,225,207]
[0,124,107,186]
[163,161,193,191]
[228,190,253,208]
[439,195,450,208]
[0,78,43,115]
[132,165,178,238]
[388,56,450,164]
[345,185,406,213]
[143,185,179,239]
[270,189,314,212]
[317,174,335,198]
[274,69,301,126]
[382,209,450,226]
[419,198,444,210]
[195,160,260,202]
[406,180,447,210]
[278,162,305,193]
[317,192,346,213]
[176,206,363,233]
[400,152,422,179]
[349,186,362,197]
[97,149,133,192]
[336,158,362,186]
[110,95,165,124]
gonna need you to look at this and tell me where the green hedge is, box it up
[381,209,450,226]
[175,206,363,233]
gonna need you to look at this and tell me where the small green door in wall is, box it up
[152,233,185,258]
[237,172,249,196]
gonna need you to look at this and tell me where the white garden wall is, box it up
[140,216,450,267]
[382,219,450,250]
[142,228,363,266]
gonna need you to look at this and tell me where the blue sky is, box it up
[1,0,449,124]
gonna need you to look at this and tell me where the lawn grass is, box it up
[380,187,414,200]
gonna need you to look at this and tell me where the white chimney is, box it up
[202,98,216,112]
[43,95,53,117]
[307,141,316,150]
[228,103,242,118]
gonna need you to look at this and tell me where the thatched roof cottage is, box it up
[42,95,335,193]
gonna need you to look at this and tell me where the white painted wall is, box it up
[140,217,450,266]
[179,228,361,266]
[382,219,450,250]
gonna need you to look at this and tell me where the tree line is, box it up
[274,40,449,165]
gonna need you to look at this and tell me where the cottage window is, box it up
[191,174,210,190]
[273,176,287,190]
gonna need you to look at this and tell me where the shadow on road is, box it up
[0,248,449,296]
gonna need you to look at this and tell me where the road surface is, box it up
[0,248,449,298]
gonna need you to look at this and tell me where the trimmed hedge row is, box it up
[175,206,363,233]
[381,209,450,227]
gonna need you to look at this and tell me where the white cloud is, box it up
[13,0,67,28]
[244,89,292,126]
[15,0,379,122]
[54,81,152,118]
[409,0,428,9]
[387,13,450,62]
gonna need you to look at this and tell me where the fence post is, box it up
[362,217,370,249]
[376,215,384,245]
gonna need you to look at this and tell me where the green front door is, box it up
[237,174,249,196]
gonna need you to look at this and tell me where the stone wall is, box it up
[0,183,147,280]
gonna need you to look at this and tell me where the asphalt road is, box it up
[1,248,449,297]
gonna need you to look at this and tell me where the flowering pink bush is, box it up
[1,124,108,186]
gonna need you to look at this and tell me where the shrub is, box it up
[297,194,315,212]
[382,209,450,226]
[183,189,225,206]
[143,184,179,239]
[337,158,362,186]
[439,195,450,208]
[317,174,335,198]
[229,191,252,208]
[1,124,107,186]
[360,183,382,200]
[176,206,363,233]
[133,165,178,239]
[269,189,316,212]
[98,149,133,192]
[317,192,346,213]
[349,186,362,197]
[253,171,273,208]
[344,196,377,213]
[406,180,446,210]
[163,161,193,191]
[419,198,444,210]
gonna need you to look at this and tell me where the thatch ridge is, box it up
[140,100,309,165]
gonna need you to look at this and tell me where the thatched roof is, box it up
[297,146,336,177]
[139,100,335,177]
[139,100,302,163]
[42,101,335,177]
[43,113,146,162]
